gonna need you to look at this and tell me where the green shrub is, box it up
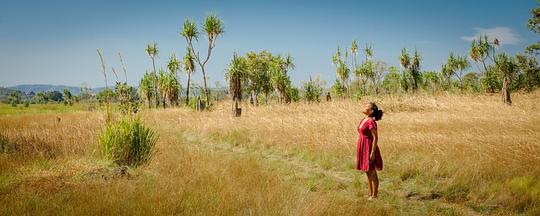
[100,117,158,167]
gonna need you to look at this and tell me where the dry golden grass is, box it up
[1,91,539,215]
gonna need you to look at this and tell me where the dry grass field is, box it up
[1,91,539,215]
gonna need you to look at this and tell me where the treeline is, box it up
[323,4,540,106]
[1,87,85,107]
[328,36,540,105]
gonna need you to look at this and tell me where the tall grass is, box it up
[100,117,158,167]
[0,91,539,215]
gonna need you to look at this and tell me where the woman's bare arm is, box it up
[370,127,378,161]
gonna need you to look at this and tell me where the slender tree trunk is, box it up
[201,68,210,106]
[185,73,191,105]
[502,76,512,105]
[163,93,166,108]
[151,57,159,108]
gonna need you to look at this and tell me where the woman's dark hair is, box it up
[369,102,384,121]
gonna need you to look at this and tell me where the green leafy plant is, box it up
[100,117,158,167]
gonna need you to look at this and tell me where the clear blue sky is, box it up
[0,0,537,88]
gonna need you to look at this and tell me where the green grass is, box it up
[0,103,90,116]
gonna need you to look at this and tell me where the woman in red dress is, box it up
[356,102,384,200]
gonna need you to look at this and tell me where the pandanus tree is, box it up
[495,53,518,105]
[410,50,421,92]
[351,40,359,69]
[469,35,497,93]
[356,44,375,94]
[225,53,247,116]
[145,42,159,107]
[441,64,453,90]
[364,44,373,62]
[399,48,421,92]
[165,71,180,107]
[181,14,224,106]
[139,72,155,109]
[445,52,470,89]
[156,69,168,108]
[183,48,196,105]
[332,47,350,96]
[167,54,181,106]
[351,40,362,90]
[399,48,411,92]
[270,54,295,103]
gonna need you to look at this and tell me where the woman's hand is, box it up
[369,152,375,162]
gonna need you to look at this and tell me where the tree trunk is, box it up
[185,73,191,106]
[201,67,210,106]
[151,57,159,108]
[163,94,166,108]
[233,98,241,117]
[251,91,258,106]
[502,76,512,105]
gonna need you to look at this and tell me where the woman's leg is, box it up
[371,170,379,198]
[366,172,373,197]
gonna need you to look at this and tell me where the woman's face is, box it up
[363,103,373,116]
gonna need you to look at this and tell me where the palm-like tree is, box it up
[167,54,181,106]
[270,56,294,103]
[400,48,410,70]
[157,69,168,108]
[399,48,411,92]
[168,54,180,75]
[139,72,155,109]
[226,53,247,116]
[469,35,496,92]
[283,53,295,74]
[455,55,470,89]
[364,44,373,62]
[145,42,159,107]
[399,48,422,93]
[181,14,224,106]
[165,71,180,107]
[495,53,518,105]
[351,40,358,69]
[410,49,421,92]
[332,47,350,96]
[183,48,196,105]
[445,52,470,90]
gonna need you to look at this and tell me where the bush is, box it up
[100,117,158,167]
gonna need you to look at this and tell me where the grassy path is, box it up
[180,130,478,215]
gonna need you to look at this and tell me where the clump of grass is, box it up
[0,133,10,153]
[400,166,420,181]
[442,179,471,202]
[0,133,57,158]
[498,175,540,213]
[100,117,158,167]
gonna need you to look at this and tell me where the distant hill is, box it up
[3,84,227,97]
[7,84,95,95]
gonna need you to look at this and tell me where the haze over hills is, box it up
[5,84,92,95]
[2,84,225,97]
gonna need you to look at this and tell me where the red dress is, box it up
[356,118,383,172]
